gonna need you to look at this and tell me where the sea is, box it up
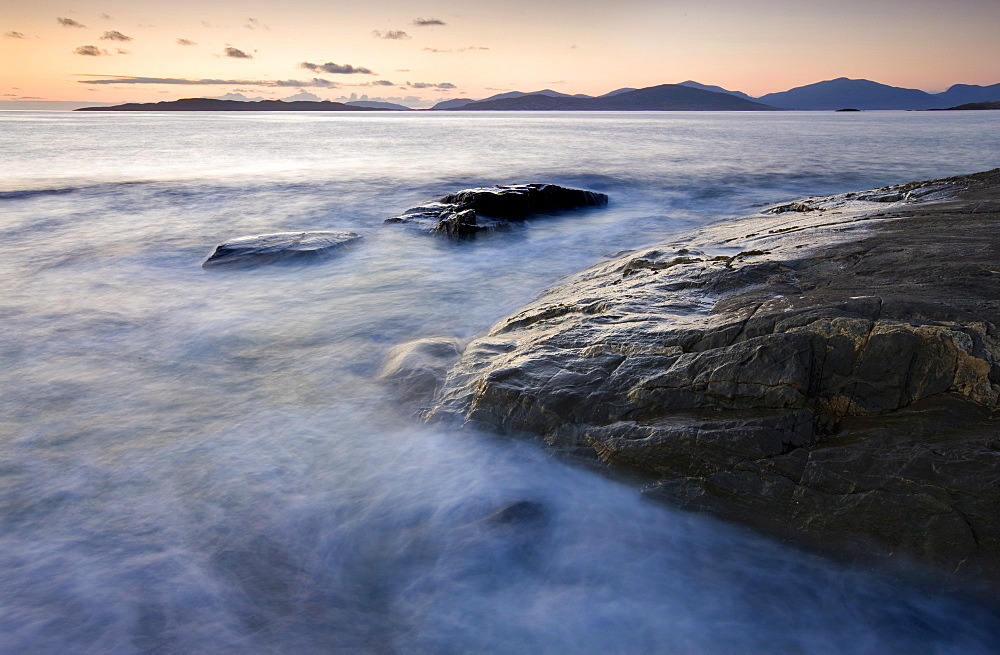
[2,109,999,653]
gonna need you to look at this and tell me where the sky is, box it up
[2,0,998,108]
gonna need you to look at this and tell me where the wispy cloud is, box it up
[57,17,87,28]
[300,61,375,75]
[244,18,270,30]
[372,30,410,40]
[372,80,395,86]
[423,46,488,53]
[100,30,132,42]
[77,75,341,88]
[74,45,109,56]
[224,46,252,59]
[407,81,456,89]
[412,18,446,26]
[272,78,338,87]
[116,48,130,54]
[176,38,197,46]
[4,31,27,39]
[100,13,112,20]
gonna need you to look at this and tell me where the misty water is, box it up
[2,110,999,653]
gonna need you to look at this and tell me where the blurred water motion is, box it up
[1,110,998,652]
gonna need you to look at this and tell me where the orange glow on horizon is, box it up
[2,0,998,106]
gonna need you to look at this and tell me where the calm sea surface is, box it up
[2,110,999,652]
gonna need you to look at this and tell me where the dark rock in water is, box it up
[202,231,363,269]
[426,169,1000,583]
[482,500,549,527]
[433,209,481,238]
[386,184,609,236]
[438,184,608,219]
[475,500,551,566]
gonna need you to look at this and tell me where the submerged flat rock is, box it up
[386,183,608,236]
[203,231,363,269]
[425,169,1000,583]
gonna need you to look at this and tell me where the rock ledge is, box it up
[426,169,1000,582]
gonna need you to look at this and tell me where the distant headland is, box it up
[74,98,391,112]
[928,101,1000,111]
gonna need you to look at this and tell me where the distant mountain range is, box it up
[74,78,1000,113]
[753,78,1000,110]
[432,87,632,110]
[433,78,1000,111]
[441,84,776,111]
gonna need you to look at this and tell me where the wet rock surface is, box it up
[203,231,363,269]
[385,184,609,236]
[426,169,1000,582]
[379,337,463,406]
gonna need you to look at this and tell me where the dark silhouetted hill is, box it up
[757,78,944,110]
[446,84,777,111]
[598,87,637,97]
[933,83,1000,107]
[930,101,1000,111]
[677,81,755,101]
[431,98,479,109]
[345,100,413,110]
[431,89,589,110]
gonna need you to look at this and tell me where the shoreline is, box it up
[420,169,1000,589]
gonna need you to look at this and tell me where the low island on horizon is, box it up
[74,97,392,112]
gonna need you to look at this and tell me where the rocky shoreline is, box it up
[401,169,1000,586]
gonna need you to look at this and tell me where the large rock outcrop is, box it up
[426,170,1000,581]
[385,184,609,236]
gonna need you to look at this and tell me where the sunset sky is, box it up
[2,0,998,107]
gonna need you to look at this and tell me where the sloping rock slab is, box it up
[426,169,1000,582]
[203,231,363,269]
[385,184,608,236]
[378,337,463,405]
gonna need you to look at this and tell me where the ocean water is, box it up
[1,109,999,653]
